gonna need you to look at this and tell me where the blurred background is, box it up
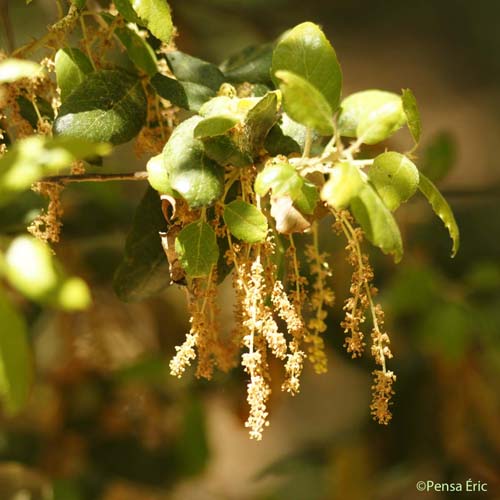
[1,0,500,498]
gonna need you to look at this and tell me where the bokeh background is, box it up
[1,0,500,499]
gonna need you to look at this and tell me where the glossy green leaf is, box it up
[151,73,215,112]
[321,162,365,210]
[0,58,42,83]
[0,136,111,206]
[350,186,403,262]
[146,154,174,195]
[113,187,171,302]
[114,22,158,76]
[115,0,173,44]
[243,92,279,154]
[402,88,421,145]
[338,90,406,145]
[272,22,342,111]
[0,290,32,415]
[275,70,334,135]
[175,220,219,277]
[193,116,239,139]
[421,132,456,182]
[368,152,419,211]
[220,43,274,85]
[4,236,91,310]
[223,200,268,243]
[418,173,460,257]
[55,47,93,100]
[163,116,224,207]
[53,70,147,144]
[165,51,224,91]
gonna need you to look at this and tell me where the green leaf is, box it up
[421,132,456,182]
[113,187,171,302]
[0,289,32,415]
[53,70,147,145]
[275,70,333,135]
[4,236,91,310]
[112,21,158,76]
[0,136,111,206]
[255,161,303,198]
[55,47,94,100]
[0,58,42,83]
[71,0,86,8]
[202,136,253,168]
[223,200,268,243]
[175,220,219,277]
[220,43,274,85]
[264,124,301,156]
[146,154,174,195]
[193,116,239,139]
[163,116,224,207]
[350,186,403,262]
[338,90,406,145]
[368,152,419,211]
[243,91,279,154]
[401,88,421,145]
[151,73,215,112]
[272,22,342,111]
[418,173,460,257]
[165,51,224,91]
[255,161,317,214]
[321,162,365,210]
[115,0,173,44]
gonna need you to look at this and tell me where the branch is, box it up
[39,171,149,185]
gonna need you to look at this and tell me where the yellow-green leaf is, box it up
[402,88,421,145]
[275,70,334,135]
[418,173,460,257]
[223,200,268,243]
[368,152,419,211]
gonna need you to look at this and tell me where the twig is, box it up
[39,171,149,185]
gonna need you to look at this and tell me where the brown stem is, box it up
[39,171,148,185]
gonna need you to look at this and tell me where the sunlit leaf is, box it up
[4,236,91,309]
[0,136,111,206]
[53,70,147,144]
[401,88,421,145]
[418,173,460,257]
[0,290,32,415]
[114,0,173,44]
[193,116,239,139]
[321,162,365,210]
[275,70,334,135]
[350,186,403,262]
[272,22,342,111]
[55,47,93,100]
[338,90,406,145]
[0,58,42,83]
[368,152,419,211]
[146,154,175,195]
[175,220,219,277]
[113,187,171,302]
[223,200,268,243]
